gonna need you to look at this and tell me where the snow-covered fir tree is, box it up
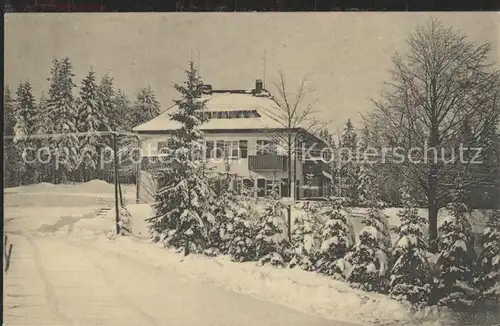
[46,57,79,182]
[363,201,392,255]
[206,158,239,256]
[389,189,432,306]
[97,73,114,132]
[37,92,49,134]
[288,210,322,271]
[316,198,355,279]
[226,177,259,262]
[474,209,500,301]
[356,163,375,207]
[14,81,37,141]
[113,89,133,131]
[347,198,389,292]
[77,69,103,177]
[13,81,39,184]
[228,205,257,263]
[131,85,161,126]
[4,86,22,187]
[346,224,389,292]
[339,119,360,204]
[435,188,478,309]
[150,62,214,256]
[255,195,290,267]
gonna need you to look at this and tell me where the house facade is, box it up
[133,79,333,199]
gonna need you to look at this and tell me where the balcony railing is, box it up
[248,155,288,172]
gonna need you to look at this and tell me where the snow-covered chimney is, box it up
[255,79,263,94]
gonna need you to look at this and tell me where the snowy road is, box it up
[4,220,360,326]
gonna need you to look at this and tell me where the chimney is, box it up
[255,79,263,94]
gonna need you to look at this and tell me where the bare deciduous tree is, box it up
[261,71,328,238]
[367,18,500,251]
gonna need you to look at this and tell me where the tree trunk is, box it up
[427,168,439,253]
[287,137,292,242]
[427,123,440,253]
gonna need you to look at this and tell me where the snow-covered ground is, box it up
[3,181,356,326]
[3,181,469,326]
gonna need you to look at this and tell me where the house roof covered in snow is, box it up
[133,88,304,133]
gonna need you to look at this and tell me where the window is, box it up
[205,140,215,159]
[257,179,266,197]
[229,140,239,158]
[252,110,261,117]
[157,141,169,156]
[281,178,290,197]
[257,140,277,155]
[239,140,248,158]
[243,179,254,190]
[232,179,242,194]
[216,140,224,158]
[265,179,276,197]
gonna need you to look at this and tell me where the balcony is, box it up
[248,155,288,172]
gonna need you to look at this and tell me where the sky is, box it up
[4,13,499,132]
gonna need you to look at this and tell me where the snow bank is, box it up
[73,232,446,326]
[5,180,136,198]
[70,215,116,240]
[5,206,101,232]
[102,203,154,238]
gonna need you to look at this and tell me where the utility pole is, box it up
[113,133,120,235]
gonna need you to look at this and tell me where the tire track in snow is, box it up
[62,239,160,326]
[25,235,73,325]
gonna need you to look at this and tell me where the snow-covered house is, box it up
[133,79,332,199]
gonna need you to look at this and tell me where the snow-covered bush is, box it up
[389,196,433,306]
[205,190,239,256]
[435,197,478,309]
[228,206,257,262]
[474,209,500,301]
[288,213,322,271]
[347,226,389,292]
[255,200,291,267]
[363,202,392,255]
[316,199,355,278]
[118,206,132,235]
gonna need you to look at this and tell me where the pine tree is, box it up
[35,92,52,182]
[255,198,290,267]
[316,198,355,278]
[435,188,478,309]
[13,81,39,184]
[347,201,389,292]
[206,160,239,256]
[363,202,392,255]
[474,209,500,301]
[14,81,37,140]
[339,119,360,204]
[341,119,357,150]
[289,211,322,271]
[131,85,161,127]
[356,162,376,207]
[4,86,22,187]
[347,224,388,292]
[77,69,103,178]
[389,190,433,306]
[150,62,214,256]
[97,73,114,132]
[228,205,257,263]
[46,57,79,182]
[114,89,133,131]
